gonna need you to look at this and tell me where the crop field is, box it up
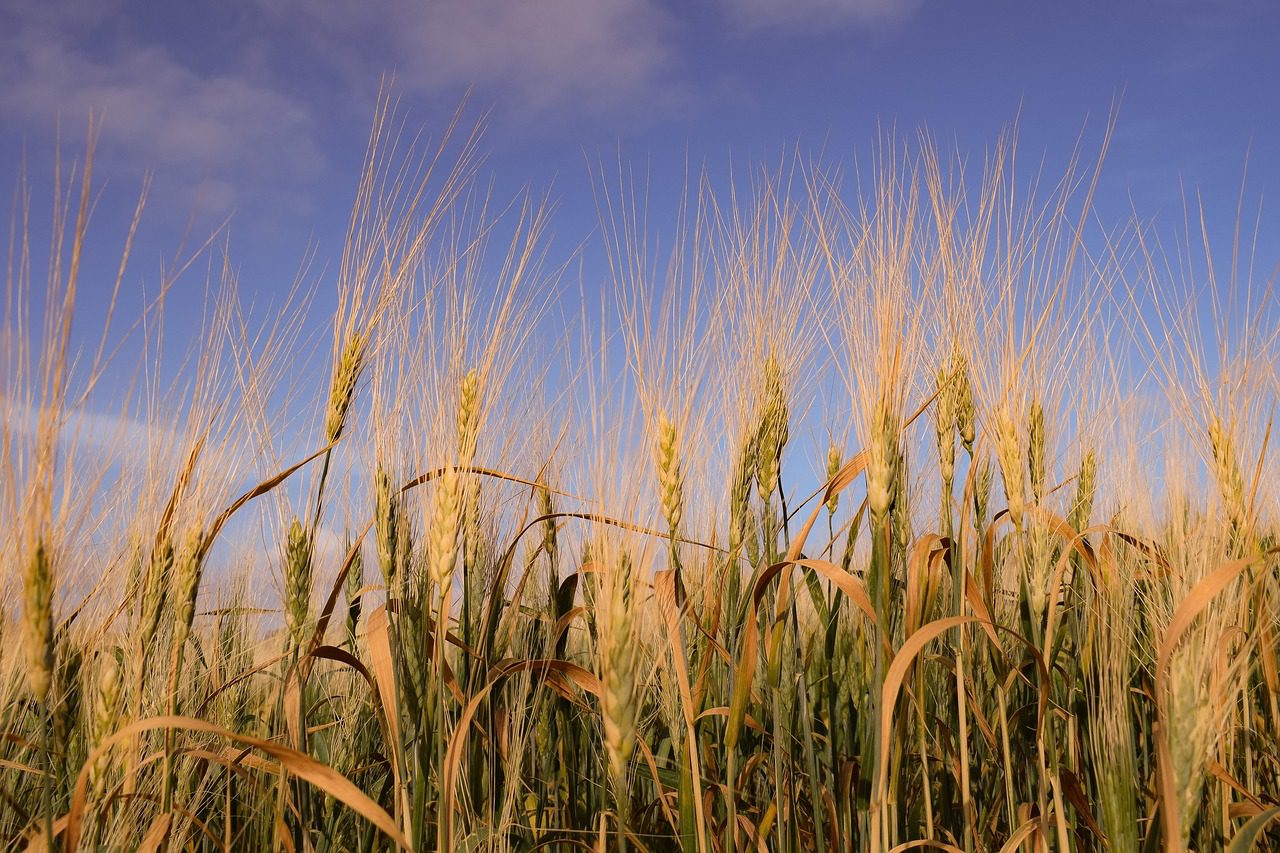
[3,100,1279,851]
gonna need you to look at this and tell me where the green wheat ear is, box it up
[754,354,789,503]
[538,480,557,564]
[284,517,314,651]
[729,432,756,555]
[867,395,901,527]
[88,649,123,797]
[374,463,401,592]
[599,551,637,810]
[325,331,367,444]
[171,525,206,656]
[1208,413,1247,536]
[1071,448,1097,533]
[952,352,975,454]
[344,540,364,643]
[825,442,842,514]
[23,538,53,702]
[1027,398,1047,502]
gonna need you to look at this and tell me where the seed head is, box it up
[825,442,843,514]
[995,400,1025,528]
[284,517,314,650]
[1071,448,1097,534]
[1028,398,1047,502]
[374,464,401,591]
[867,397,901,525]
[952,353,976,454]
[538,481,557,563]
[599,561,637,787]
[973,454,993,530]
[345,542,364,641]
[457,368,482,466]
[140,539,174,652]
[463,475,484,571]
[429,466,462,588]
[88,650,123,795]
[654,411,684,536]
[171,525,206,654]
[91,651,122,744]
[1208,414,1247,533]
[755,355,789,502]
[729,432,756,554]
[935,362,957,485]
[22,539,53,702]
[325,332,367,444]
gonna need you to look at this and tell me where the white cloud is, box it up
[255,0,679,113]
[718,0,922,31]
[0,2,324,214]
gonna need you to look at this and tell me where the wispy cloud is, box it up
[0,1,324,214]
[717,0,922,32]
[254,0,680,115]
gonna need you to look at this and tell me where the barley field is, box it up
[3,101,1280,851]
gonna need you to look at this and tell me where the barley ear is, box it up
[325,331,367,444]
[345,541,364,643]
[374,464,400,591]
[538,480,558,565]
[1208,414,1247,537]
[457,368,482,466]
[171,525,206,656]
[654,411,685,549]
[868,396,901,527]
[284,517,314,651]
[755,353,789,502]
[88,650,123,796]
[599,559,637,805]
[825,442,843,515]
[952,353,976,454]
[729,433,756,554]
[428,466,462,589]
[934,360,957,485]
[973,454,993,531]
[1070,448,1097,534]
[140,539,174,655]
[1027,398,1047,503]
[23,539,54,702]
[995,400,1025,528]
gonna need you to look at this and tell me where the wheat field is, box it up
[3,99,1279,851]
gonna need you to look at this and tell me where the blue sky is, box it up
[2,0,1277,369]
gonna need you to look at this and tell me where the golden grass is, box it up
[3,97,1280,851]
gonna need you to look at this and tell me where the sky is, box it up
[2,0,1278,378]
